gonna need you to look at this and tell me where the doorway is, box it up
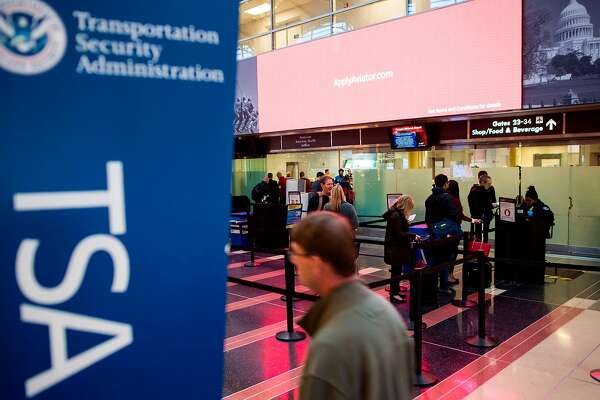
[286,162,299,178]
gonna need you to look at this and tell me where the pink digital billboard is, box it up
[257,0,522,133]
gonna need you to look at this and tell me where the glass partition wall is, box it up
[232,142,600,255]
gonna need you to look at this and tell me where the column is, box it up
[409,152,423,169]
[509,147,519,167]
[414,0,430,13]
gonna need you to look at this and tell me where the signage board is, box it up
[285,179,302,201]
[0,1,238,399]
[499,197,516,223]
[331,129,360,147]
[281,132,332,150]
[258,0,522,132]
[566,110,600,134]
[300,193,310,212]
[470,113,562,138]
[286,204,303,228]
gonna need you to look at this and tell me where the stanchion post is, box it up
[452,232,476,309]
[413,268,439,387]
[465,252,498,348]
[407,243,426,331]
[276,252,306,342]
[244,213,257,267]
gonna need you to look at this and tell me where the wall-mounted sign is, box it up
[470,113,562,138]
[331,129,360,147]
[499,197,516,223]
[282,132,332,150]
[566,110,600,134]
[1,1,237,399]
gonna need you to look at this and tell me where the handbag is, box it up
[415,248,428,269]
[467,240,492,257]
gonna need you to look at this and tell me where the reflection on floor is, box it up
[223,245,600,399]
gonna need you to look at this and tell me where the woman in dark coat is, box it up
[382,195,420,304]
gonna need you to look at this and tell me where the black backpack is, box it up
[251,182,266,203]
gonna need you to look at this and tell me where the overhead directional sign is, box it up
[470,113,563,138]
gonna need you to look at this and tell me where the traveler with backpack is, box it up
[251,176,269,204]
[251,174,279,204]
[425,174,459,295]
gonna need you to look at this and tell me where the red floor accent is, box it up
[228,255,284,270]
[227,270,286,287]
[225,320,299,352]
[415,306,583,400]
[222,366,303,400]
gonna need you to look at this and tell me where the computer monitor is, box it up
[386,193,403,209]
[288,191,301,205]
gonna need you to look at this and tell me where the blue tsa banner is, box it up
[0,1,238,398]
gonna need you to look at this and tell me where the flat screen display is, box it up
[523,0,600,109]
[257,0,522,132]
[390,126,428,149]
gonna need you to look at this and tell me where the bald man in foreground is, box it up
[291,212,413,400]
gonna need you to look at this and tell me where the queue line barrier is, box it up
[228,231,495,388]
[228,226,600,389]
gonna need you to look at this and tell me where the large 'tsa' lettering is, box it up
[13,161,133,398]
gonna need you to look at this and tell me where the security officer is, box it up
[523,185,554,236]
[522,186,554,282]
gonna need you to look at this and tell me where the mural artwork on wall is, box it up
[234,57,259,134]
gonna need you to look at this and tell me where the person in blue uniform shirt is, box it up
[522,185,554,282]
[523,185,554,235]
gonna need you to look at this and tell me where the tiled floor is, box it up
[223,245,600,399]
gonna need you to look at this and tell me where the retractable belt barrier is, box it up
[358,215,426,229]
[355,218,426,258]
[228,221,599,388]
[488,256,600,273]
[227,250,315,343]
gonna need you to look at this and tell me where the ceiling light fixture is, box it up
[245,3,271,16]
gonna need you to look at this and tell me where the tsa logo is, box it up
[0,0,66,75]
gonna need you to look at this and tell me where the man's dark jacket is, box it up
[425,187,458,227]
[468,184,494,221]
